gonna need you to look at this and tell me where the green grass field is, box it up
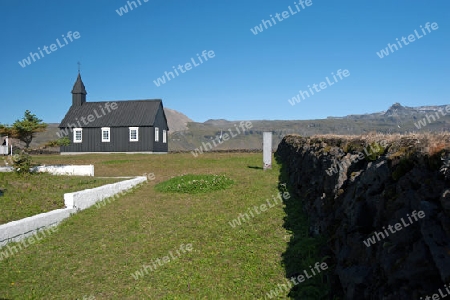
[0,173,122,224]
[0,153,327,299]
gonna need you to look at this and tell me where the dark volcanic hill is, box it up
[338,102,449,120]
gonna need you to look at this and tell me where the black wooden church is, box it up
[59,74,169,154]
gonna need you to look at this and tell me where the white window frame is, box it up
[129,127,139,142]
[101,127,110,142]
[73,128,82,143]
[155,127,159,142]
[163,130,167,143]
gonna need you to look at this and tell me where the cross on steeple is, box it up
[77,61,81,74]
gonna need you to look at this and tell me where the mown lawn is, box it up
[0,172,122,224]
[0,153,313,299]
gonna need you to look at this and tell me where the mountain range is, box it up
[31,103,450,151]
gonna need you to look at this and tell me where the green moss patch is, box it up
[154,174,234,194]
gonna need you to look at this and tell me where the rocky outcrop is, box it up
[275,134,450,300]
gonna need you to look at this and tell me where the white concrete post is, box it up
[263,132,272,170]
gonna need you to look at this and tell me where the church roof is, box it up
[59,99,168,128]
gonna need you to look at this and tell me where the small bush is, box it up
[155,174,234,194]
[323,146,332,153]
[45,136,70,147]
[343,141,363,154]
[365,142,386,161]
[4,151,34,174]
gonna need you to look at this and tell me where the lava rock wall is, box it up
[275,134,450,300]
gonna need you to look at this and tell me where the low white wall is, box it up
[64,176,147,211]
[31,165,94,176]
[0,208,75,247]
[0,165,94,176]
[0,176,147,247]
[0,166,13,172]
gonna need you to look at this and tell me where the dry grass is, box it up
[288,132,450,157]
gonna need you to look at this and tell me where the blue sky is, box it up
[1,0,449,125]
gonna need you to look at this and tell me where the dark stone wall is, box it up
[275,134,450,300]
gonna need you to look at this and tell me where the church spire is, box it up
[71,72,87,106]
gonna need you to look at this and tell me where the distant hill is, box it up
[335,102,449,120]
[164,107,193,132]
[31,123,60,147]
[169,103,450,151]
[29,103,450,151]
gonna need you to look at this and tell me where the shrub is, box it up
[323,146,332,153]
[44,136,70,147]
[3,151,35,174]
[365,142,386,161]
[342,141,363,154]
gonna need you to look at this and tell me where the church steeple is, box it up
[71,73,87,106]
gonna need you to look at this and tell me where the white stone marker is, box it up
[263,132,272,170]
